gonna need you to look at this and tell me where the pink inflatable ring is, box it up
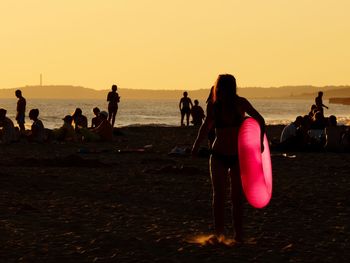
[238,118,272,208]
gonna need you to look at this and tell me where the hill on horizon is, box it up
[0,85,349,100]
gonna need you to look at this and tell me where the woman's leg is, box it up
[229,164,244,242]
[210,156,228,236]
[111,110,117,127]
[186,112,190,126]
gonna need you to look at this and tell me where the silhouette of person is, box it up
[26,109,45,143]
[91,111,113,141]
[91,107,103,128]
[15,89,26,132]
[325,115,343,152]
[107,84,120,127]
[280,116,303,143]
[72,108,88,130]
[308,104,317,118]
[80,111,113,142]
[179,91,193,126]
[53,115,77,142]
[192,74,265,243]
[191,99,205,126]
[315,91,328,116]
[0,108,17,143]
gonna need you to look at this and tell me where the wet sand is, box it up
[0,125,349,262]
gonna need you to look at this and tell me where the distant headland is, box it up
[0,85,350,101]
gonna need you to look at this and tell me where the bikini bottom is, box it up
[211,151,239,170]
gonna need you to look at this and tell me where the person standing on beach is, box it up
[179,91,193,126]
[15,89,26,132]
[192,74,265,243]
[315,91,328,116]
[107,84,120,127]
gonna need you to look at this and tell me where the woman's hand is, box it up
[261,140,265,153]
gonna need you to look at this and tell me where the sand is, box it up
[0,125,349,262]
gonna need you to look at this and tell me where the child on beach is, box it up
[179,91,193,126]
[315,91,328,116]
[107,84,120,127]
[192,74,265,243]
[15,90,26,132]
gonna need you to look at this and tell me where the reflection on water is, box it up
[0,98,349,129]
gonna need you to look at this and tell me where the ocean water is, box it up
[1,98,349,129]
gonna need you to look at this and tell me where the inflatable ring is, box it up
[238,118,272,208]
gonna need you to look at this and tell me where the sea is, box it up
[1,98,350,129]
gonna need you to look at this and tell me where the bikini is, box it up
[210,101,244,169]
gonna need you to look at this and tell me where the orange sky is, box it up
[1,0,349,90]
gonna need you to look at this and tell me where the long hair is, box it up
[212,74,237,103]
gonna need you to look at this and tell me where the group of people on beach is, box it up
[0,85,121,144]
[1,74,349,246]
[279,91,350,152]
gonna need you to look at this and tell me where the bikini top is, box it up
[213,99,244,128]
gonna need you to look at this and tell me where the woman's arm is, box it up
[241,98,266,152]
[191,117,214,155]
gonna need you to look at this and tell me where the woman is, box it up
[107,84,120,127]
[192,74,265,243]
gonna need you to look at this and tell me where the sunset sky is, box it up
[1,0,349,90]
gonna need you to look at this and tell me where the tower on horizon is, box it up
[40,74,42,86]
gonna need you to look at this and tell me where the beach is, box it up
[0,125,349,262]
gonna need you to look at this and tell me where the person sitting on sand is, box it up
[315,91,328,117]
[0,108,17,143]
[308,104,317,119]
[91,107,103,128]
[179,91,193,126]
[325,115,344,152]
[53,115,77,142]
[192,74,265,243]
[341,127,350,152]
[107,84,120,128]
[92,111,113,141]
[191,99,205,127]
[80,111,113,142]
[27,109,45,143]
[15,89,26,132]
[280,116,303,143]
[72,108,88,131]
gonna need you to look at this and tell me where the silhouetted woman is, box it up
[192,74,265,243]
[107,84,120,127]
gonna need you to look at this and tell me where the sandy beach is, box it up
[0,125,349,262]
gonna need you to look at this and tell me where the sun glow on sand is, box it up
[187,235,236,247]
